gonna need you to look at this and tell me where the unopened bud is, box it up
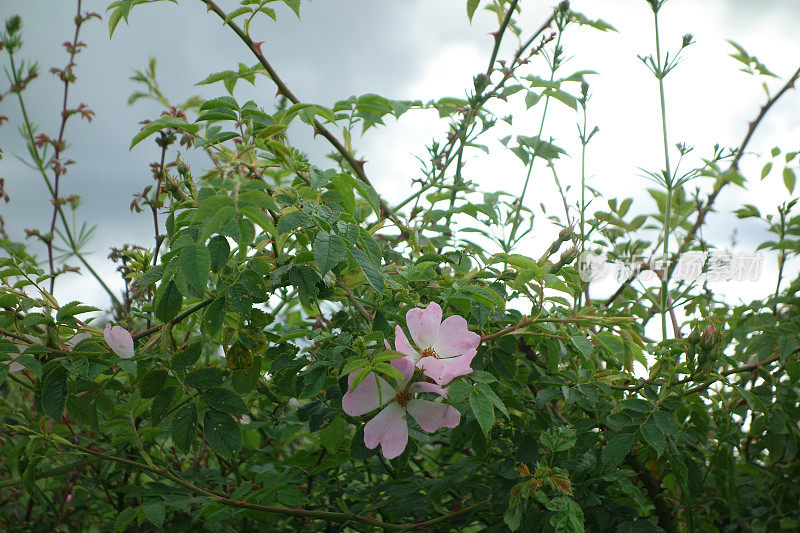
[700,324,716,352]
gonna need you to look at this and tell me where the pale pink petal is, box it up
[417,356,445,384]
[103,324,134,359]
[432,315,480,359]
[390,356,416,383]
[405,302,442,349]
[406,399,461,433]
[410,381,448,399]
[343,371,394,417]
[437,353,475,385]
[394,326,420,361]
[363,402,408,459]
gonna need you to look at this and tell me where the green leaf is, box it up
[114,508,137,533]
[201,388,247,415]
[130,117,199,149]
[151,386,176,426]
[783,167,796,193]
[313,232,347,275]
[277,210,310,235]
[180,243,211,294]
[319,416,347,453]
[155,280,183,323]
[570,335,594,359]
[601,431,637,467]
[42,366,68,419]
[142,501,166,528]
[640,417,665,456]
[652,410,679,438]
[200,96,238,111]
[56,302,100,321]
[469,388,495,436]
[475,382,509,417]
[546,496,585,533]
[289,266,321,299]
[202,297,226,336]
[467,0,480,22]
[350,247,385,294]
[207,235,230,272]
[185,367,226,389]
[171,403,197,453]
[140,369,168,399]
[226,341,253,371]
[203,410,241,458]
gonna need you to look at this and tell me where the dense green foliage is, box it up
[1,1,799,531]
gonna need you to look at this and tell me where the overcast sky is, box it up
[2,0,800,314]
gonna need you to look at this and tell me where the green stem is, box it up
[7,52,122,309]
[653,8,673,341]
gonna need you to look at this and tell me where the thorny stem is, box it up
[47,0,84,294]
[7,51,122,309]
[508,20,564,246]
[197,0,409,234]
[605,62,800,308]
[26,435,485,531]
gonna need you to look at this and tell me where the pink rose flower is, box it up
[342,355,460,460]
[394,302,480,386]
[103,324,135,359]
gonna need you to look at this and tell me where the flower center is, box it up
[420,346,439,359]
[394,388,412,407]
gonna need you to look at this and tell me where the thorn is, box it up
[252,41,265,54]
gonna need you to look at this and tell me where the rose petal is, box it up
[394,326,420,361]
[103,324,134,359]
[342,371,394,417]
[433,315,480,359]
[417,356,445,384]
[405,302,442,349]
[406,399,461,433]
[390,356,416,383]
[437,353,475,385]
[410,381,448,399]
[364,402,408,460]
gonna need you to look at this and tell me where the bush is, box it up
[1,1,799,531]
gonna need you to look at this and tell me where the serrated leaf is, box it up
[140,369,168,399]
[201,388,247,415]
[42,366,68,419]
[180,243,210,294]
[640,417,665,456]
[185,366,226,389]
[142,501,166,528]
[313,232,347,275]
[171,403,197,453]
[469,388,495,435]
[203,410,241,458]
[277,210,310,235]
[601,431,637,467]
[350,246,384,294]
[155,280,182,323]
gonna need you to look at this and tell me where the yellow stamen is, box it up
[420,347,439,359]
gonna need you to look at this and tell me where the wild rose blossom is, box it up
[394,302,480,386]
[103,324,135,359]
[342,355,460,459]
